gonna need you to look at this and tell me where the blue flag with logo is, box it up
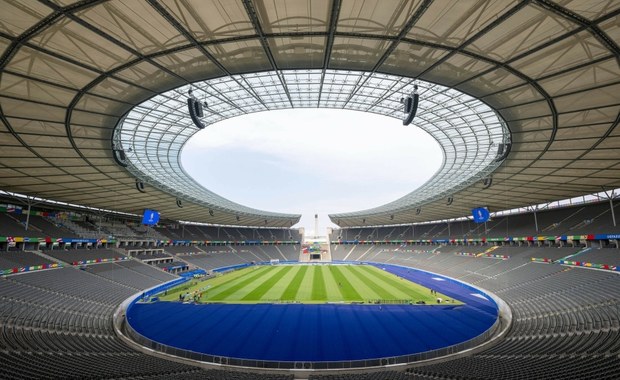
[472,207,490,223]
[142,209,160,225]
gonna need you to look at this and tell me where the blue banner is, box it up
[595,234,620,240]
[60,238,97,243]
[471,207,490,223]
[142,209,160,225]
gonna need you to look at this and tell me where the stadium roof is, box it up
[0,0,619,228]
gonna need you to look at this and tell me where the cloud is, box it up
[181,109,442,234]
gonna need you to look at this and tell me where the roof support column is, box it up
[611,198,616,228]
[25,199,32,232]
[21,195,43,232]
[527,206,540,234]
[602,188,617,227]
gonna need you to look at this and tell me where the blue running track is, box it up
[127,263,498,362]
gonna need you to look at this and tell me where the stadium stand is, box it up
[43,248,128,264]
[181,225,212,239]
[134,251,174,260]
[102,222,141,240]
[86,263,164,290]
[570,248,620,266]
[177,253,224,271]
[269,244,300,261]
[158,225,302,242]
[12,215,77,238]
[154,260,189,274]
[247,246,278,261]
[332,201,620,241]
[55,218,103,239]
[308,371,409,380]
[128,225,169,241]
[178,249,252,271]
[57,218,171,242]
[0,213,33,237]
[115,260,178,282]
[0,251,55,270]
[153,225,185,240]
[164,245,204,255]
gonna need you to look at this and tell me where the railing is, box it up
[123,318,500,370]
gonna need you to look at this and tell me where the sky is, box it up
[181,109,442,237]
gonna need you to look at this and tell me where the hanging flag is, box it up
[471,207,490,223]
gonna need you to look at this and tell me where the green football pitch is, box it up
[158,264,461,305]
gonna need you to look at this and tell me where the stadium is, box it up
[0,1,619,379]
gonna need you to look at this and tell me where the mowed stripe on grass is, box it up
[311,265,327,300]
[337,265,387,300]
[329,265,363,301]
[350,266,413,300]
[322,266,345,301]
[208,266,273,300]
[360,266,431,300]
[281,266,308,301]
[255,266,305,301]
[294,265,315,301]
[241,266,292,301]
